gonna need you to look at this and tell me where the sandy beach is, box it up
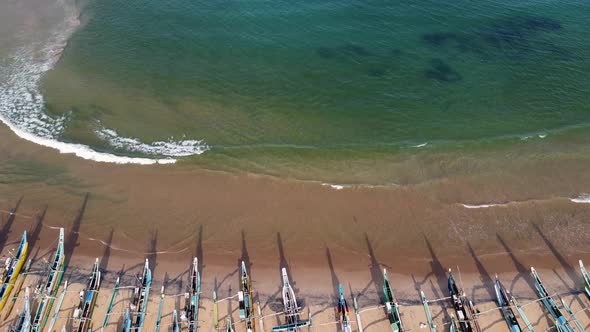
[2,120,590,331]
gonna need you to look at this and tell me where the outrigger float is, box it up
[447,268,473,332]
[383,269,404,332]
[0,231,28,312]
[10,287,31,332]
[130,259,152,332]
[73,258,102,332]
[580,260,590,298]
[238,261,255,332]
[31,228,65,332]
[272,268,310,331]
[494,275,521,332]
[530,267,574,332]
[337,284,352,332]
[182,257,200,332]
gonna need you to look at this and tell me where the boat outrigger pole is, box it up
[271,268,310,331]
[420,291,436,332]
[102,276,120,330]
[560,298,585,332]
[530,267,574,332]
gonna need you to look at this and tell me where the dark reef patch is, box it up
[342,44,373,57]
[316,47,337,59]
[480,15,562,52]
[425,59,462,82]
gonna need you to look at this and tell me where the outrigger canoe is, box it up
[447,269,473,332]
[272,268,310,331]
[73,258,101,332]
[383,269,404,332]
[580,260,590,298]
[10,287,31,332]
[238,260,255,332]
[172,310,180,332]
[31,228,65,332]
[131,259,152,332]
[494,275,521,332]
[182,257,200,332]
[530,267,574,332]
[0,231,28,312]
[337,284,352,332]
[120,308,131,332]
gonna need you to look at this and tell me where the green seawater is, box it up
[41,0,590,183]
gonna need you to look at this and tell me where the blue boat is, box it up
[120,308,131,332]
[182,257,200,332]
[494,276,521,332]
[337,284,352,332]
[131,259,152,332]
[238,260,254,332]
[447,269,472,332]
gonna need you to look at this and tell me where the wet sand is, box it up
[2,122,590,330]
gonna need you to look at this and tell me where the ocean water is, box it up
[2,0,590,182]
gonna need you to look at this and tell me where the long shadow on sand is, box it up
[495,234,537,294]
[147,229,158,273]
[100,228,114,273]
[28,206,47,256]
[325,247,341,321]
[466,242,496,302]
[0,196,23,251]
[358,233,387,304]
[64,193,89,269]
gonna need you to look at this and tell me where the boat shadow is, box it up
[0,195,23,252]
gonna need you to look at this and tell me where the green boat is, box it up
[382,269,404,332]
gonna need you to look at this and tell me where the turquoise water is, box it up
[36,0,590,181]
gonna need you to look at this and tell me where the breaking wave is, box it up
[570,194,590,204]
[0,5,208,165]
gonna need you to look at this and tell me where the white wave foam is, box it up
[570,194,590,204]
[461,203,511,209]
[0,6,207,165]
[412,142,428,148]
[321,183,348,190]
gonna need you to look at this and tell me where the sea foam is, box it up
[0,8,207,165]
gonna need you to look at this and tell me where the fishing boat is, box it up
[447,269,472,332]
[0,231,28,312]
[73,258,101,332]
[580,260,590,298]
[31,228,65,332]
[182,257,200,332]
[337,284,352,332]
[271,268,310,331]
[225,316,235,332]
[131,259,152,332]
[10,287,31,332]
[121,308,131,332]
[238,260,255,332]
[172,310,180,332]
[450,315,459,332]
[494,276,521,332]
[530,267,574,332]
[382,269,404,332]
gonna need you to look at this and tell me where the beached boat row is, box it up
[2,231,590,332]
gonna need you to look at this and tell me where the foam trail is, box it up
[412,142,428,148]
[0,5,207,165]
[570,194,590,204]
[462,203,511,209]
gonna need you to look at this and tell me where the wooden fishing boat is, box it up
[131,259,152,332]
[238,260,255,332]
[0,231,28,312]
[172,310,180,332]
[447,269,472,332]
[73,258,101,332]
[10,287,31,332]
[450,314,459,332]
[120,308,131,332]
[271,268,310,331]
[31,228,65,332]
[182,257,200,332]
[580,260,590,298]
[494,276,521,332]
[530,267,574,332]
[225,316,235,332]
[337,284,352,332]
[383,269,404,332]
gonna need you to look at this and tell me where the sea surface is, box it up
[1,0,590,183]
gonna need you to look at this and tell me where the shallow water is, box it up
[2,0,590,182]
